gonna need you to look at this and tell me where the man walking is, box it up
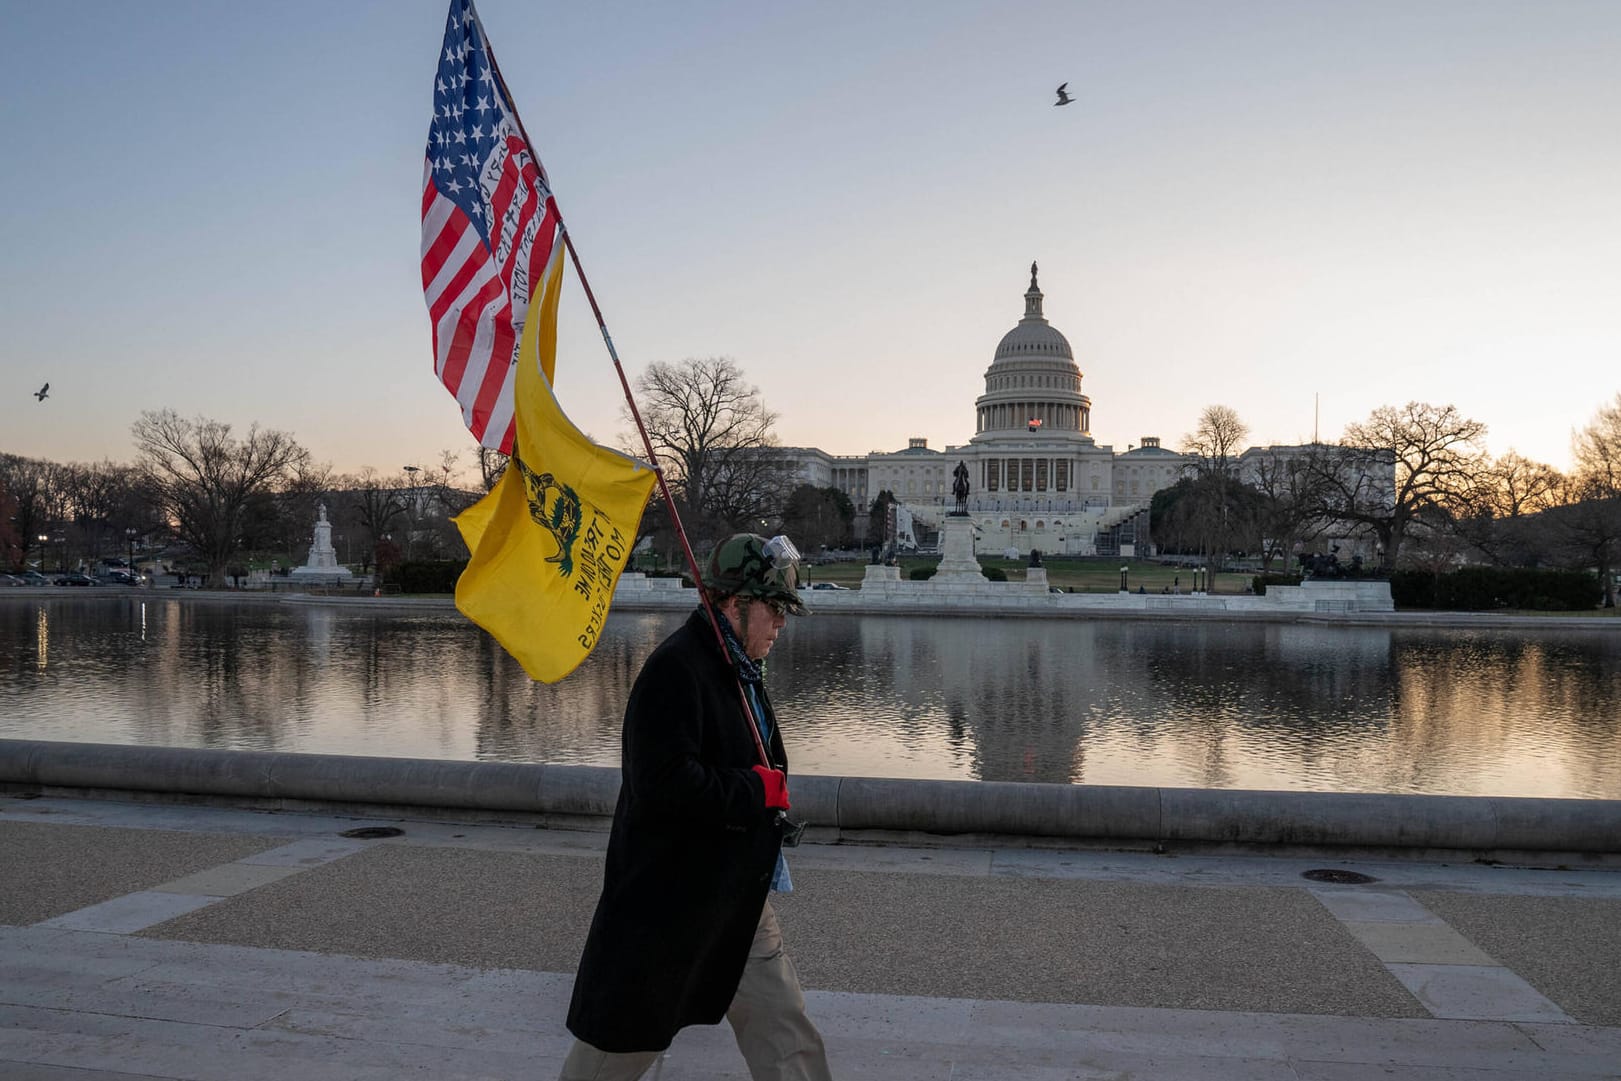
[559,533,832,1081]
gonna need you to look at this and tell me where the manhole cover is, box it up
[1302,869,1378,885]
[339,827,404,839]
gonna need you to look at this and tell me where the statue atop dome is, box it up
[1029,261,1038,290]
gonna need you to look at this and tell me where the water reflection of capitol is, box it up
[776,618,1399,788]
[776,265,1187,557]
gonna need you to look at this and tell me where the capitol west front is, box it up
[779,265,1189,556]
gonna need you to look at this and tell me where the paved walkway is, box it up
[3,794,1618,1080]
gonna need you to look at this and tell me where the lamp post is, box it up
[1119,565,1128,593]
[402,466,422,560]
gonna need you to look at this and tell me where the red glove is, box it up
[752,765,790,811]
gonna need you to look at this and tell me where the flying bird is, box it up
[34,383,48,402]
[1053,82,1074,106]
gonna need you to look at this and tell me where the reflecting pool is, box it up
[3,597,1619,798]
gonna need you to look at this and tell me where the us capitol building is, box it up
[777,264,1189,557]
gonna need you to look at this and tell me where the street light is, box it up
[401,466,422,560]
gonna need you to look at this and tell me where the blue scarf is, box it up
[713,609,763,686]
[714,609,771,747]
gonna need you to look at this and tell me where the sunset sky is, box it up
[4,0,1618,480]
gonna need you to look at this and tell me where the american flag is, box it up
[421,0,560,453]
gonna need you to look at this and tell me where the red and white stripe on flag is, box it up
[420,0,560,453]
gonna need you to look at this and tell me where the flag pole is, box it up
[555,228,776,773]
[474,10,772,769]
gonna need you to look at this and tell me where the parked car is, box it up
[96,570,144,585]
[54,572,101,587]
[808,582,850,590]
[0,573,24,586]
[17,571,48,586]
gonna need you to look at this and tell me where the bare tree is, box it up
[0,476,20,570]
[1244,449,1332,572]
[1311,402,1488,571]
[628,357,791,546]
[1182,405,1249,474]
[779,485,855,551]
[1149,476,1262,569]
[1557,393,1621,606]
[58,460,151,566]
[476,447,509,492]
[23,459,81,572]
[435,449,460,486]
[249,462,332,563]
[428,448,479,519]
[1572,392,1621,493]
[867,490,897,550]
[1177,405,1252,572]
[1479,451,1566,519]
[0,454,57,570]
[330,468,407,574]
[131,411,312,586]
[1454,451,1566,566]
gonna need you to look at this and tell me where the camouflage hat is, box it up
[703,533,807,616]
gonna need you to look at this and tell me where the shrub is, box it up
[1391,567,1599,611]
[1389,570,1435,609]
[1251,574,1301,597]
[908,566,936,580]
[387,559,467,594]
[984,566,1007,582]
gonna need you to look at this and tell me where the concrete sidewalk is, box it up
[3,794,1619,1080]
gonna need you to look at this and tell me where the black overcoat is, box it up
[565,609,788,1053]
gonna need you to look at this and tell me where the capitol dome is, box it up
[992,264,1074,364]
[972,263,1091,441]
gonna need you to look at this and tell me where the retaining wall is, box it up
[2,739,1615,860]
[612,573,1397,615]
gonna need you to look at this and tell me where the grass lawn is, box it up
[803,557,1260,595]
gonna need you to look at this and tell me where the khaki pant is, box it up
[559,902,831,1081]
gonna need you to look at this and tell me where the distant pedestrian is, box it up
[559,533,830,1081]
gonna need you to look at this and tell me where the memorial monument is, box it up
[933,461,986,583]
[289,504,354,584]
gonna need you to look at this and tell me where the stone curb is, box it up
[3,739,1616,857]
[8,589,1617,627]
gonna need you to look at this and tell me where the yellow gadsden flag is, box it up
[454,241,656,682]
